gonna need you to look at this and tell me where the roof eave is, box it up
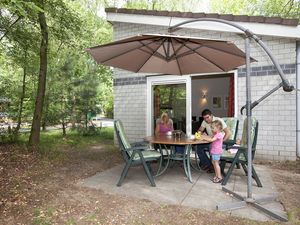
[106,12,300,39]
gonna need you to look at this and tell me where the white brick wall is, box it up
[114,84,147,143]
[112,22,297,161]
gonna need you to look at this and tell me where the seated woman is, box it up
[155,112,185,154]
[155,112,174,135]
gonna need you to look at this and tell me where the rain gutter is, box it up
[296,40,300,158]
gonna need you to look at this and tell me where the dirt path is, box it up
[0,143,299,225]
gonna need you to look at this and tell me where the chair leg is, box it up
[251,165,263,187]
[241,163,262,187]
[222,153,240,186]
[141,158,156,187]
[147,162,154,175]
[241,163,248,175]
[117,159,132,186]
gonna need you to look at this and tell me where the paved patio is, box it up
[78,163,287,222]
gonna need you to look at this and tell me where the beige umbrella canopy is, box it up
[86,33,255,75]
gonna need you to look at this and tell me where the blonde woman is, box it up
[155,112,174,135]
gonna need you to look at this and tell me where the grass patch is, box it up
[32,208,54,225]
[16,127,114,161]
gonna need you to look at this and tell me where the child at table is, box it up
[201,120,224,183]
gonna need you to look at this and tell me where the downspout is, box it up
[296,40,300,158]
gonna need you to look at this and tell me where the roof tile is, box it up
[264,16,283,24]
[105,8,299,26]
[249,16,265,23]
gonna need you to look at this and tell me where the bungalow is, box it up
[106,8,300,161]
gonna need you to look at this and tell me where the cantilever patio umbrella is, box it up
[87,19,293,221]
[86,33,255,75]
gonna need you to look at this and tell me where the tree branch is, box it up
[0,16,22,42]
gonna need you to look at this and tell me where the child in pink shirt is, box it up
[202,120,224,183]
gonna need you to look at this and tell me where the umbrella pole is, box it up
[245,37,253,200]
[168,18,290,221]
[217,36,287,222]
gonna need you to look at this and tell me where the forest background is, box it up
[0,0,299,146]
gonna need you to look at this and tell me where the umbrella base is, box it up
[216,187,288,222]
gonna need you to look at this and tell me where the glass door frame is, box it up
[146,71,238,136]
[146,75,192,136]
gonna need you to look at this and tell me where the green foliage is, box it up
[32,207,55,225]
[211,0,300,20]
[0,0,114,143]
[0,126,18,143]
[76,124,102,136]
[75,0,207,12]
[17,127,114,158]
[121,0,206,12]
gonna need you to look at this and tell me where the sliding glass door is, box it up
[153,84,186,133]
[146,75,191,136]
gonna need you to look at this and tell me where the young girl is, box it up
[202,120,224,183]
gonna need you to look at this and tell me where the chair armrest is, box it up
[131,141,149,148]
[228,145,246,150]
[223,140,236,149]
[130,146,148,151]
[225,145,247,154]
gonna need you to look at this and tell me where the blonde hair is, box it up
[161,112,170,124]
[212,120,223,131]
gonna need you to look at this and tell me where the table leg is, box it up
[183,144,193,183]
[154,144,170,176]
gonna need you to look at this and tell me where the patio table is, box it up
[144,134,209,183]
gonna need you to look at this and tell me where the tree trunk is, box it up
[62,120,66,136]
[42,94,49,131]
[42,119,47,131]
[61,96,66,136]
[16,51,27,134]
[29,6,48,146]
[71,94,76,128]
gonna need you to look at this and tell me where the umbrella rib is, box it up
[174,38,227,71]
[140,37,171,61]
[164,38,169,59]
[88,35,161,50]
[187,40,247,59]
[170,39,183,74]
[134,39,164,73]
[139,38,176,61]
[139,48,168,61]
[171,44,204,60]
[100,38,163,64]
[169,38,190,61]
[140,39,161,54]
[186,44,227,71]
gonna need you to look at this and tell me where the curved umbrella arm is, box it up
[168,18,294,92]
[240,82,283,115]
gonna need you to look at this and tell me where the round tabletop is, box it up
[144,134,209,145]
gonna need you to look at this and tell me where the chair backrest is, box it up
[114,119,132,152]
[240,117,259,158]
[222,117,239,141]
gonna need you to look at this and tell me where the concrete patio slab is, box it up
[78,164,287,222]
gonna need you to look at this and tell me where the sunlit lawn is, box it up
[16,127,115,160]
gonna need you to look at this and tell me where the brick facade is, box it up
[113,23,297,161]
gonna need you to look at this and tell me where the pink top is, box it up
[159,123,172,134]
[210,132,224,155]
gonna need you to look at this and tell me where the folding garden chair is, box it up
[222,117,239,149]
[220,117,262,187]
[114,119,164,187]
